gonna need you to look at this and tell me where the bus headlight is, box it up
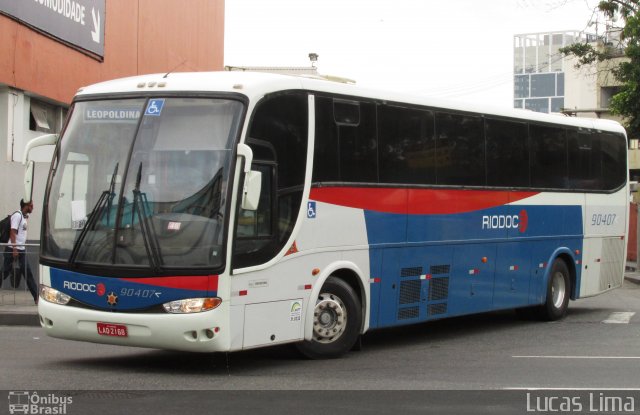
[39,285,71,305]
[163,298,222,314]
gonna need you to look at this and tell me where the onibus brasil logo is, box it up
[8,391,72,414]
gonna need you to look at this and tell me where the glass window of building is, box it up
[514,75,529,99]
[530,73,556,97]
[557,73,565,96]
[551,97,564,113]
[525,98,549,113]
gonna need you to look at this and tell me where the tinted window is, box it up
[435,113,484,186]
[250,93,308,190]
[378,105,435,184]
[334,100,360,125]
[486,119,529,187]
[530,125,567,188]
[600,132,627,190]
[568,130,601,189]
[568,130,627,191]
[313,97,339,182]
[339,101,377,183]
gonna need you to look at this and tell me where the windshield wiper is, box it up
[131,162,163,272]
[68,163,119,264]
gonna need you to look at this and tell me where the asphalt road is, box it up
[1,280,639,414]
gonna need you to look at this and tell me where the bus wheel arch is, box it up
[556,253,578,300]
[329,268,366,330]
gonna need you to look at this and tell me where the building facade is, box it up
[0,0,225,239]
[514,31,597,114]
[514,30,638,172]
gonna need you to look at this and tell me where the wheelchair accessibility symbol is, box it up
[145,99,165,116]
[307,201,316,219]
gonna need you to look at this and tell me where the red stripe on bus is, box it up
[120,275,219,291]
[310,187,538,215]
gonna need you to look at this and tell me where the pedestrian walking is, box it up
[2,199,38,304]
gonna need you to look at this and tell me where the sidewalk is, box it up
[624,262,640,285]
[0,288,39,326]
[2,271,640,328]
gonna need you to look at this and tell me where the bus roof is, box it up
[76,71,626,135]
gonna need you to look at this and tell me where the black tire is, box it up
[296,277,362,359]
[538,259,571,321]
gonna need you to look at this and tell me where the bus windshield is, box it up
[43,97,244,273]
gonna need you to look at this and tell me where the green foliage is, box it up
[561,0,640,138]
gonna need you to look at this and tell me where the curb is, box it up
[0,309,39,327]
[625,274,640,285]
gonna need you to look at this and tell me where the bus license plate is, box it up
[97,322,128,337]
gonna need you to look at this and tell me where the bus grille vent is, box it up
[428,277,449,301]
[400,266,423,277]
[398,307,419,320]
[428,303,447,316]
[430,264,451,275]
[600,237,625,291]
[399,280,421,304]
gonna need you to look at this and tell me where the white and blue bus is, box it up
[33,72,628,358]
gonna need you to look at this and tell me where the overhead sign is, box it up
[0,0,105,58]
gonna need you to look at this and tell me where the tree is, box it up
[560,0,640,138]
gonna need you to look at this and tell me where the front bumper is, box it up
[38,299,230,353]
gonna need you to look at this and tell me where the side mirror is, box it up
[241,170,262,211]
[22,133,58,203]
[23,133,58,164]
[24,160,35,203]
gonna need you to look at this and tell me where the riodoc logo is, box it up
[62,281,107,297]
[63,280,96,293]
[482,210,528,233]
[7,391,73,414]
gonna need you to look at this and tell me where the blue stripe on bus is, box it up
[50,268,215,311]
[364,205,583,329]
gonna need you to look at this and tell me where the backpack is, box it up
[0,211,20,244]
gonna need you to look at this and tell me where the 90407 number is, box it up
[120,288,161,298]
[591,213,616,226]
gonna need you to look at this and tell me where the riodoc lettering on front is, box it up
[63,280,96,293]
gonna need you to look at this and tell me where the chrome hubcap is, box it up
[312,293,347,344]
[551,271,566,309]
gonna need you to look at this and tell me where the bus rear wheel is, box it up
[296,277,362,359]
[539,259,571,321]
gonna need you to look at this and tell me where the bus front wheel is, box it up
[296,277,362,359]
[539,259,571,321]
